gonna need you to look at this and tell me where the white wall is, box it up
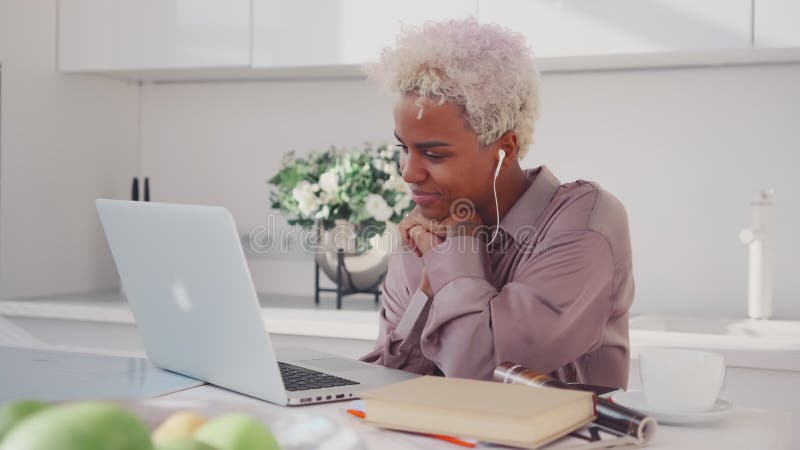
[535,64,799,319]
[1,1,796,319]
[138,79,395,297]
[139,63,800,319]
[0,0,139,298]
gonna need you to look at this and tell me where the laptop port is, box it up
[300,398,312,403]
[335,394,345,399]
[316,396,322,401]
[326,395,331,400]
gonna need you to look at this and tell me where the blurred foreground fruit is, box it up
[152,411,208,445]
[156,436,219,450]
[0,402,153,450]
[0,400,50,441]
[194,413,279,450]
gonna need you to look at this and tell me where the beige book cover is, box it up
[360,375,597,449]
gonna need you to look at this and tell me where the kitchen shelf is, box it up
[62,47,800,84]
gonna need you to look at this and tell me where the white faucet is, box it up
[739,189,775,320]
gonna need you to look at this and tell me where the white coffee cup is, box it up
[639,348,725,412]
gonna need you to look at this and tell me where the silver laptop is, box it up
[96,199,418,406]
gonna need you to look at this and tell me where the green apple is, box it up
[156,436,219,450]
[0,401,153,450]
[194,413,279,450]
[0,400,50,441]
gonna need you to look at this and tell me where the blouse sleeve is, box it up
[359,250,438,375]
[418,231,615,380]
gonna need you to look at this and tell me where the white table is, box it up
[159,383,792,450]
[0,297,795,449]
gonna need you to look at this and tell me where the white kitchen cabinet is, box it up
[252,0,478,67]
[478,0,753,57]
[754,0,800,48]
[58,0,251,72]
[56,0,800,79]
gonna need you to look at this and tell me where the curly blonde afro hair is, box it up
[365,18,541,159]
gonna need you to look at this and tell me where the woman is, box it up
[361,19,634,389]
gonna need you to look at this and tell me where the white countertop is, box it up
[3,293,800,372]
[629,314,800,372]
[0,293,380,340]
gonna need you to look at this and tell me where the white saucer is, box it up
[611,390,734,425]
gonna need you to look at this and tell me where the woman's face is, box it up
[393,94,497,221]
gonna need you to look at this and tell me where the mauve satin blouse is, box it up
[360,165,635,389]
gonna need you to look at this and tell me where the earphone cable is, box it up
[488,175,500,246]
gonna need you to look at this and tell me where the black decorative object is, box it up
[314,248,383,310]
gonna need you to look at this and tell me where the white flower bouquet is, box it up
[269,143,413,251]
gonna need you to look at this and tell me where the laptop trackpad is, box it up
[297,358,371,372]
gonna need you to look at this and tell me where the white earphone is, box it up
[488,149,506,246]
[494,149,506,180]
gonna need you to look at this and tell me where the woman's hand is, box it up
[406,225,442,256]
[399,204,488,256]
[399,207,448,256]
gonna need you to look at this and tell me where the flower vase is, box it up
[313,220,394,305]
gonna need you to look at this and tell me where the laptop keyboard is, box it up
[278,361,360,392]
